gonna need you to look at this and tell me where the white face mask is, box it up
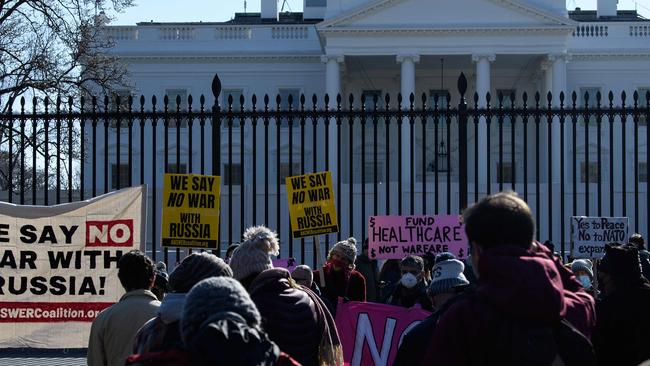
[400,273,418,289]
[578,275,592,289]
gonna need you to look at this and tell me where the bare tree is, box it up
[0,0,133,196]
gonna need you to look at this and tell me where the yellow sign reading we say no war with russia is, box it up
[162,173,221,249]
[286,171,338,239]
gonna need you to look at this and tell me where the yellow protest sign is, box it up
[286,171,338,239]
[162,173,221,249]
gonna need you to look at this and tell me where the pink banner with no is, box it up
[335,301,431,366]
[368,215,468,260]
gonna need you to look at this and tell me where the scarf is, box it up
[301,285,344,366]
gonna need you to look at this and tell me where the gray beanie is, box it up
[571,259,594,279]
[169,252,232,293]
[428,259,469,296]
[328,237,358,266]
[181,276,261,344]
[401,255,425,272]
[434,252,456,264]
[292,265,313,288]
[230,226,280,280]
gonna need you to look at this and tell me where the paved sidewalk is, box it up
[0,349,86,366]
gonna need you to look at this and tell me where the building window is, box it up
[223,163,242,185]
[638,88,649,126]
[640,162,648,183]
[165,89,188,128]
[580,162,599,183]
[579,87,601,125]
[166,163,187,174]
[222,89,244,128]
[497,162,514,183]
[111,164,130,189]
[279,162,301,184]
[426,141,449,173]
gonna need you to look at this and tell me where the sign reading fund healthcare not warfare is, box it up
[286,171,338,238]
[571,216,628,259]
[368,215,468,260]
[162,174,221,249]
[0,186,146,348]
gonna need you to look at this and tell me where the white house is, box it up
[96,0,650,261]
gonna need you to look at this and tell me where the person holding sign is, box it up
[386,255,433,311]
[313,238,367,314]
[593,244,650,366]
[422,192,596,366]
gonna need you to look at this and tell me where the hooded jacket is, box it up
[421,244,595,366]
[249,268,323,366]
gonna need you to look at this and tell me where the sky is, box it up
[110,0,650,25]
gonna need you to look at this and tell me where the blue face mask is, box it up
[578,275,592,289]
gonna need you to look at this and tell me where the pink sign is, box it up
[368,215,468,260]
[335,301,431,366]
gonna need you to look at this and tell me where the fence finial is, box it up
[458,72,467,97]
[211,74,222,99]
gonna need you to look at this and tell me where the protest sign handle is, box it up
[315,236,326,288]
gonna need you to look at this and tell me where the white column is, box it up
[397,54,420,193]
[472,53,495,195]
[548,53,568,185]
[322,55,344,177]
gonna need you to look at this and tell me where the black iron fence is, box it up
[0,73,649,267]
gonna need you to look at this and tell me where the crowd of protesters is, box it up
[86,190,650,366]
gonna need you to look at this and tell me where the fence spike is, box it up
[188,94,193,108]
[276,94,281,107]
[68,96,73,111]
[421,92,427,107]
[409,92,415,107]
[486,92,491,105]
[473,92,479,105]
[384,93,390,106]
[546,91,552,105]
[20,96,25,108]
[324,94,329,108]
[458,72,468,96]
[288,93,294,107]
[152,95,157,107]
[311,94,317,107]
[373,94,379,108]
[300,94,305,106]
[621,91,627,106]
[212,74,222,99]
[348,93,354,107]
[633,91,639,107]
[497,91,504,106]
[336,93,342,107]
[608,91,614,107]
[251,94,257,107]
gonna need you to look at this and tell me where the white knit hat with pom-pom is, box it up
[230,226,280,280]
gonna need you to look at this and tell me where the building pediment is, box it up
[319,0,575,31]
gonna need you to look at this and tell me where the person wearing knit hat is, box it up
[387,255,432,311]
[131,252,233,356]
[570,259,594,292]
[230,225,280,286]
[594,243,650,366]
[394,258,469,366]
[151,261,170,301]
[230,226,343,366]
[178,277,301,366]
[313,237,367,313]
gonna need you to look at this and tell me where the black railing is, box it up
[0,73,649,267]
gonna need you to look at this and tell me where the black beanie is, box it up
[169,253,233,293]
[599,244,643,282]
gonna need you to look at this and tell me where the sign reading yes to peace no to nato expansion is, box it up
[162,173,221,249]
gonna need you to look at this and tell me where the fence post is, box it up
[211,73,222,255]
[458,73,469,210]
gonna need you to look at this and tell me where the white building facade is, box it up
[97,0,650,261]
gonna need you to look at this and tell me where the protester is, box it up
[231,226,343,366]
[87,250,160,366]
[355,239,380,302]
[292,264,314,288]
[379,259,401,303]
[387,255,432,311]
[570,259,597,297]
[225,243,240,264]
[629,233,650,280]
[394,258,469,366]
[593,243,650,366]
[421,252,436,282]
[422,191,596,365]
[131,252,233,355]
[180,277,302,365]
[313,238,366,310]
[151,262,169,301]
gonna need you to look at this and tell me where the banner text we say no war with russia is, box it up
[0,186,146,348]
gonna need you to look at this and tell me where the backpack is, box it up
[494,316,596,366]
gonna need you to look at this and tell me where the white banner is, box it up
[571,216,628,259]
[0,186,146,348]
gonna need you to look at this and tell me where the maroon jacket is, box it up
[422,243,595,366]
[313,267,366,307]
